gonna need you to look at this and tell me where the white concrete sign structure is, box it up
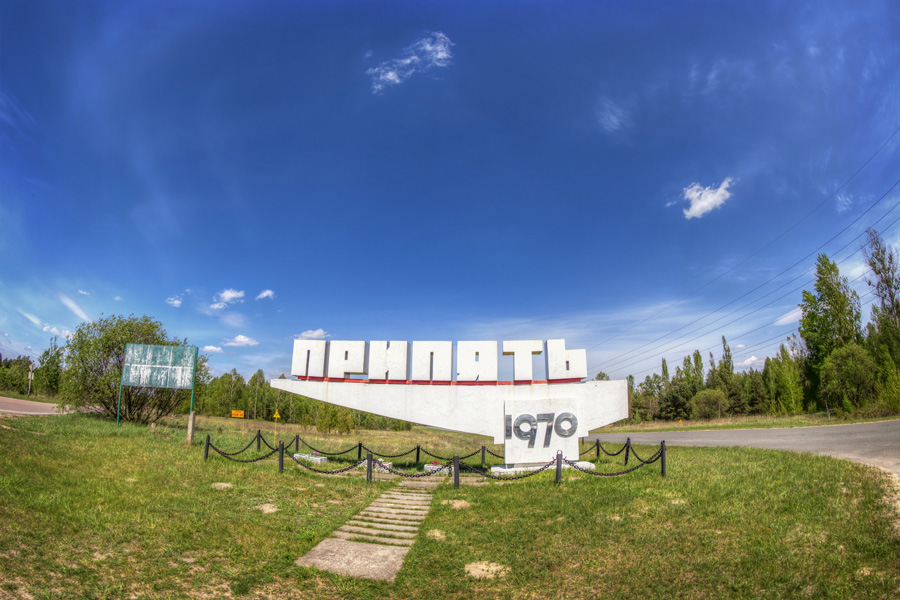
[271,339,628,464]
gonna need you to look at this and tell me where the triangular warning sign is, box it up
[273,411,281,419]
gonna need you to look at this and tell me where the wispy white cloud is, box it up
[166,295,183,308]
[114,295,123,301]
[77,289,90,296]
[223,334,259,347]
[59,294,90,321]
[835,192,852,213]
[296,328,330,340]
[255,289,275,300]
[209,302,227,311]
[595,96,633,134]
[220,313,247,328]
[366,31,454,94]
[774,307,802,326]
[17,308,71,338]
[682,177,734,219]
[202,345,224,354]
[216,288,245,304]
[737,355,764,369]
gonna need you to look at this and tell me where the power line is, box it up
[592,175,900,374]
[586,123,900,353]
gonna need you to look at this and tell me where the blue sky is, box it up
[2,0,899,382]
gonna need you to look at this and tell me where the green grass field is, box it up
[1,413,898,599]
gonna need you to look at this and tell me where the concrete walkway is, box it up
[588,419,900,477]
[295,478,443,581]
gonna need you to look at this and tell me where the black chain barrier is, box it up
[597,441,628,457]
[205,432,667,480]
[361,445,417,459]
[562,450,661,477]
[214,435,260,457]
[290,455,368,475]
[458,459,557,481]
[380,462,454,478]
[209,443,279,463]
[297,437,358,457]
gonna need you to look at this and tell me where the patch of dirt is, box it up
[211,482,233,490]
[92,552,111,561]
[465,561,509,579]
[181,557,196,564]
[255,503,278,514]
[314,483,326,488]
[125,478,137,483]
[426,529,446,540]
[441,499,470,509]
[856,567,873,576]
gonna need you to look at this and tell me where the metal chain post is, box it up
[416,444,420,463]
[661,441,667,477]
[624,437,630,466]
[453,455,460,489]
[556,451,562,484]
[256,430,261,452]
[204,434,210,461]
[595,439,600,459]
[279,441,284,473]
[358,442,362,461]
[481,445,485,468]
[366,452,373,483]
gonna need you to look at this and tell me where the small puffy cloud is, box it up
[202,345,224,354]
[738,355,764,369]
[18,309,71,337]
[216,288,245,304]
[77,289,90,296]
[114,295,123,301]
[255,289,275,300]
[166,295,183,308]
[59,293,90,321]
[367,31,454,94]
[223,334,259,347]
[296,328,330,340]
[774,307,802,326]
[595,96,633,134]
[682,177,733,219]
[209,302,227,311]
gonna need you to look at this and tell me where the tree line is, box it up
[3,229,898,426]
[617,229,900,422]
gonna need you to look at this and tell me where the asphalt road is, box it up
[0,396,67,416]
[588,419,900,477]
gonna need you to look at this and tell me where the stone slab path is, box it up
[295,479,443,581]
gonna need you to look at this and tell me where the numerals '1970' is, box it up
[504,412,578,448]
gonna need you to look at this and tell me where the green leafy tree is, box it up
[689,388,729,420]
[33,337,64,396]
[819,342,877,415]
[60,314,196,424]
[594,371,610,381]
[799,254,861,409]
[762,344,804,414]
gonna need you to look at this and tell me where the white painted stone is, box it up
[457,341,498,382]
[544,339,587,380]
[327,341,368,379]
[502,340,543,380]
[292,339,327,378]
[410,341,452,381]
[294,453,328,464]
[367,341,409,380]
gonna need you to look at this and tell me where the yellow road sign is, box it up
[232,410,244,418]
[273,411,280,419]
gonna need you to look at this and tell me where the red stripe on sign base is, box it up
[548,378,583,384]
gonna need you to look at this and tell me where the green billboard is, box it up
[121,344,197,390]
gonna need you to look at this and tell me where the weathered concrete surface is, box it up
[588,419,900,477]
[295,483,437,581]
[295,538,411,580]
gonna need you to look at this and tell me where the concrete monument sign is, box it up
[271,339,628,464]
